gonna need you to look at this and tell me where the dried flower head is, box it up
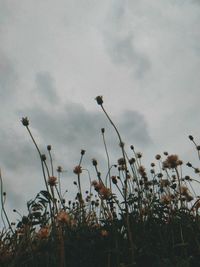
[48,176,57,186]
[163,154,180,169]
[138,166,146,177]
[160,179,170,187]
[99,186,111,200]
[118,157,125,165]
[73,165,82,175]
[161,194,172,204]
[180,186,189,196]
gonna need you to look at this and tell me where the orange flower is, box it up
[37,226,50,239]
[57,210,70,224]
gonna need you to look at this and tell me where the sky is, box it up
[1,0,200,225]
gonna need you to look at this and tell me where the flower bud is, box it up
[21,117,29,126]
[95,96,103,105]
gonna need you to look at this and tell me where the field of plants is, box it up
[1,96,200,267]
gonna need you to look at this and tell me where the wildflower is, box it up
[138,165,146,177]
[160,179,170,187]
[118,157,125,165]
[101,229,109,237]
[95,95,103,105]
[91,180,98,187]
[161,194,171,204]
[129,158,135,164]
[99,186,111,199]
[57,210,70,224]
[163,154,180,169]
[180,186,189,196]
[37,226,50,239]
[73,165,82,174]
[48,176,57,186]
[21,117,29,126]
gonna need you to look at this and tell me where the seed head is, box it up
[48,176,57,186]
[118,157,125,165]
[21,117,29,126]
[47,145,51,151]
[163,154,180,169]
[73,165,82,175]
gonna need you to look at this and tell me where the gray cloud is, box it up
[35,72,59,104]
[0,53,18,101]
[103,1,150,78]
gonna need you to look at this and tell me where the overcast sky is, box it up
[1,0,200,225]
